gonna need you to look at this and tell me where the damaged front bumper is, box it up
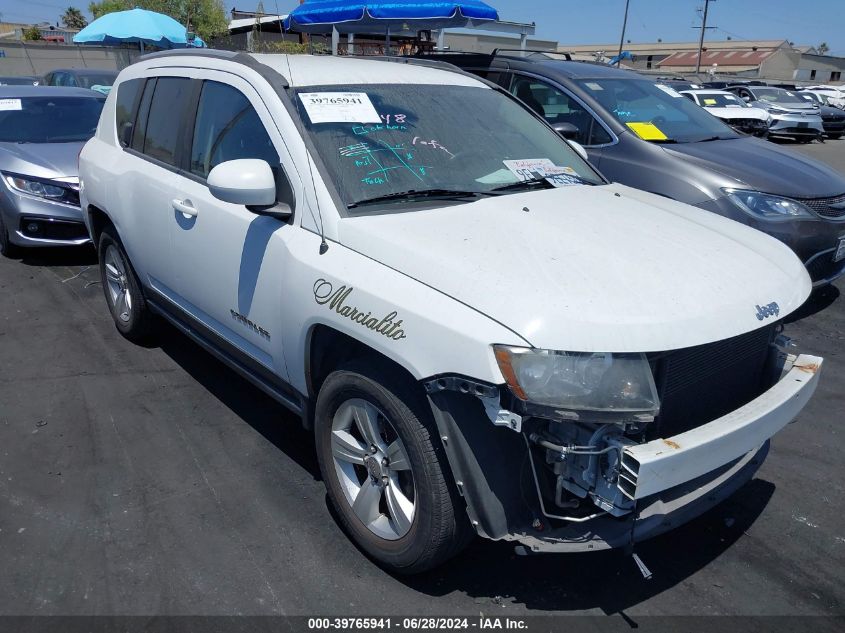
[425,353,822,553]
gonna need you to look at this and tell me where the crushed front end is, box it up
[425,325,823,552]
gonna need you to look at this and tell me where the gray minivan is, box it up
[436,52,845,286]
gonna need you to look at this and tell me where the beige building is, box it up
[558,39,844,84]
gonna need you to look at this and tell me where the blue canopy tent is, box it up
[284,1,499,54]
[73,8,189,51]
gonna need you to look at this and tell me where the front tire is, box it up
[0,214,20,258]
[315,363,472,574]
[98,227,155,342]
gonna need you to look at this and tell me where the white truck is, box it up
[79,50,823,574]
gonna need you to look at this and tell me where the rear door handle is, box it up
[172,198,198,217]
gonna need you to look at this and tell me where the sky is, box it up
[1,0,842,56]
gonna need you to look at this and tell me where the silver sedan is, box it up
[0,85,104,256]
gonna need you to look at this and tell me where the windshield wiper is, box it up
[489,177,556,193]
[347,188,487,209]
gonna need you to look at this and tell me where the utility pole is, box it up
[616,0,631,67]
[694,0,715,75]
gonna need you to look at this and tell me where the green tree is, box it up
[62,6,88,29]
[87,0,228,43]
[22,25,43,40]
[88,0,130,19]
[818,42,830,55]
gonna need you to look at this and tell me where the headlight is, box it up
[4,174,66,200]
[493,346,660,413]
[722,189,814,220]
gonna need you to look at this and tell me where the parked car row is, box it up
[0,69,118,94]
[0,50,839,574]
[433,51,845,286]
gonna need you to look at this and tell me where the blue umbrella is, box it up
[284,0,499,32]
[73,8,188,49]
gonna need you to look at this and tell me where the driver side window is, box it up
[508,76,611,146]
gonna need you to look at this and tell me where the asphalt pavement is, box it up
[0,139,843,620]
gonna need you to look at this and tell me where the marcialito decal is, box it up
[313,278,407,341]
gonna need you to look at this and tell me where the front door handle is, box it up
[172,198,198,217]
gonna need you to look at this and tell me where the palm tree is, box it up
[62,7,88,30]
[818,42,830,55]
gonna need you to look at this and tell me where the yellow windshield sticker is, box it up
[703,98,717,105]
[626,122,668,140]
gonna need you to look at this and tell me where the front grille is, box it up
[795,193,845,219]
[648,325,777,439]
[805,251,845,282]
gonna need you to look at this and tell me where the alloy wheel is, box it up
[104,245,132,323]
[330,398,416,540]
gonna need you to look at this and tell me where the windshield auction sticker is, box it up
[0,98,22,111]
[299,92,380,124]
[503,159,583,187]
[626,121,668,140]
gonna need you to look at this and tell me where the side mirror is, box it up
[567,140,589,162]
[208,159,277,207]
[553,121,579,140]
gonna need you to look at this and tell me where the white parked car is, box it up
[680,89,771,137]
[79,50,824,573]
[804,85,845,110]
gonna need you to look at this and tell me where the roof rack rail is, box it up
[136,49,288,87]
[492,48,572,60]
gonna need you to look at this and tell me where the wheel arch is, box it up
[305,323,422,416]
[86,204,116,247]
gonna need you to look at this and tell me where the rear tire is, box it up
[315,362,472,574]
[98,227,155,343]
[828,134,842,140]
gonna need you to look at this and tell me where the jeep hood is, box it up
[337,183,810,352]
[663,137,845,198]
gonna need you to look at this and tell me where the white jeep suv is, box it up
[79,50,823,573]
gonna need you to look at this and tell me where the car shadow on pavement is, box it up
[402,479,775,614]
[150,319,775,615]
[785,284,841,323]
[16,244,97,267]
[155,324,322,480]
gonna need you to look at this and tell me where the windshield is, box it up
[799,92,827,105]
[750,88,805,104]
[77,73,116,88]
[293,84,603,211]
[0,96,103,143]
[578,78,738,143]
[696,92,748,108]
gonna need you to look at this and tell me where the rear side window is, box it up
[141,77,191,165]
[130,78,155,153]
[189,80,279,179]
[115,78,143,147]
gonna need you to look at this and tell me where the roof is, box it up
[658,49,774,68]
[250,54,487,87]
[0,85,105,98]
[679,89,734,95]
[48,68,119,77]
[228,15,287,34]
[511,58,643,80]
